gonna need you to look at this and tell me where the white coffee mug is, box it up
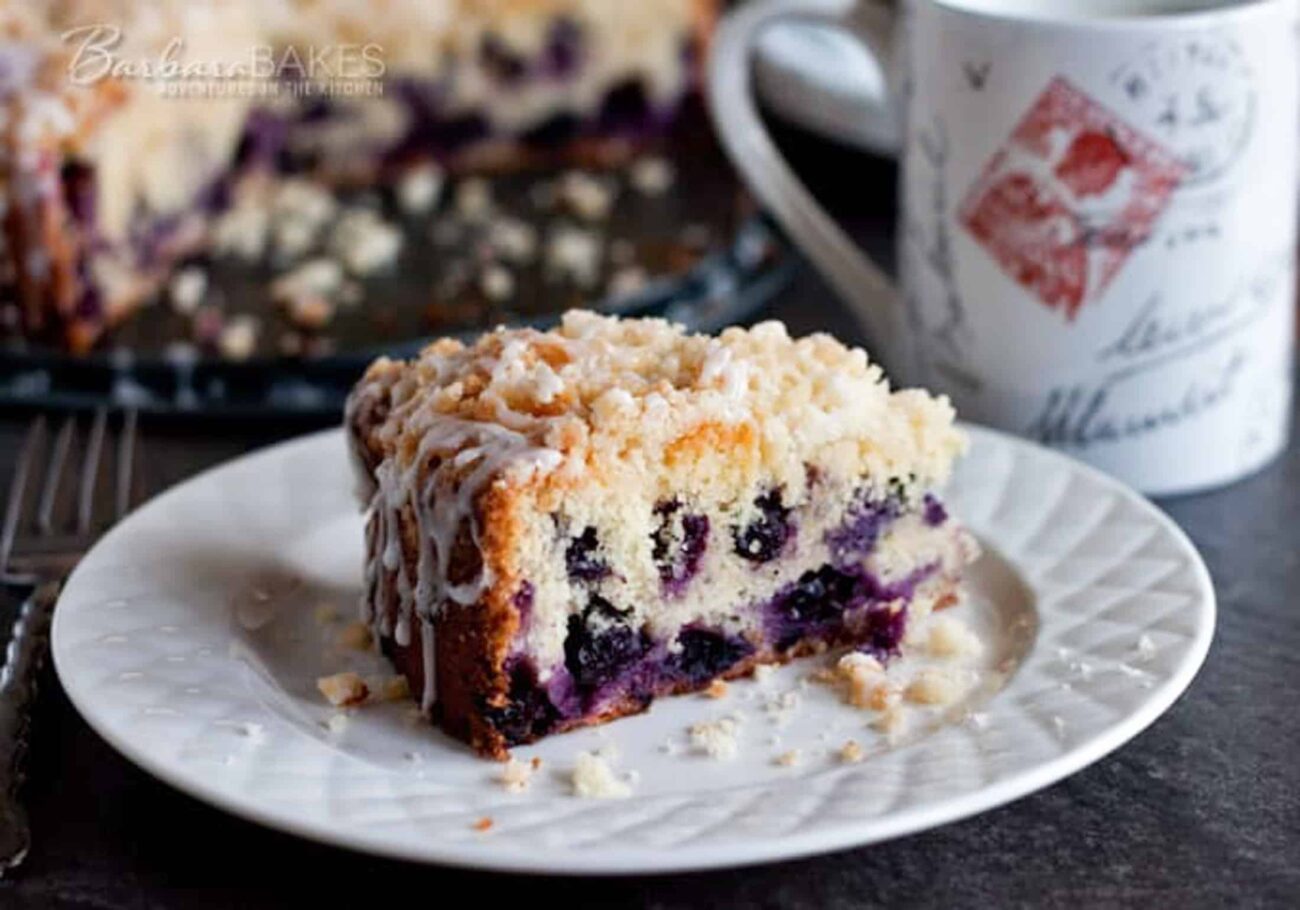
[710,0,1298,495]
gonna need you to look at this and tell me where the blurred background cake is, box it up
[0,0,717,354]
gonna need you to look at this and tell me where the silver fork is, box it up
[0,408,139,875]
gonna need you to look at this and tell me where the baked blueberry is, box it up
[733,490,793,563]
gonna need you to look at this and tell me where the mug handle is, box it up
[708,0,901,361]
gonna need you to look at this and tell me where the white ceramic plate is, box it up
[51,425,1214,874]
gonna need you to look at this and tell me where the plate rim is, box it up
[50,423,1216,875]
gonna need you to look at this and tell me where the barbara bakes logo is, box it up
[61,24,385,97]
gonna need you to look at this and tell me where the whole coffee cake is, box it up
[346,311,977,758]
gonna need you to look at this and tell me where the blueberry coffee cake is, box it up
[346,311,977,758]
[0,0,714,351]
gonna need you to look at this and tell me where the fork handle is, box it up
[0,582,59,875]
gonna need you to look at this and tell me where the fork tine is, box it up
[36,415,75,535]
[77,407,107,535]
[0,417,46,577]
[114,409,137,522]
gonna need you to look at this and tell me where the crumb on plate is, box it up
[572,751,633,799]
[317,671,368,707]
[688,717,741,760]
[336,620,373,651]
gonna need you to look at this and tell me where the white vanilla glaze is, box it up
[351,379,561,711]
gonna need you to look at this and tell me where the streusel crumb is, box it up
[356,310,964,498]
[873,705,908,740]
[572,751,632,799]
[689,717,741,759]
[336,621,373,651]
[374,675,411,702]
[835,652,886,709]
[926,616,983,659]
[317,672,368,707]
[313,603,340,625]
[838,740,865,764]
[498,758,536,793]
[905,668,968,706]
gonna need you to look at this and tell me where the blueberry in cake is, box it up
[0,0,714,351]
[346,311,978,758]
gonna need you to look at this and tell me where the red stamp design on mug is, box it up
[958,77,1188,320]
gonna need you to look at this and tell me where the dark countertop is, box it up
[1,138,1297,909]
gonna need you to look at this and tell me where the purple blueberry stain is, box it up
[563,596,649,692]
[480,33,527,84]
[565,526,610,582]
[483,658,561,743]
[923,494,948,527]
[598,79,652,132]
[825,491,900,565]
[857,605,909,661]
[767,564,862,650]
[669,627,754,686]
[542,17,585,77]
[652,500,710,596]
[733,489,793,564]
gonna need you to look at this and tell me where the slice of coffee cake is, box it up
[346,311,977,758]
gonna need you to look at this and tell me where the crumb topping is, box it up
[355,310,964,496]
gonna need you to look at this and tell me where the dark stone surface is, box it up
[0,132,1297,909]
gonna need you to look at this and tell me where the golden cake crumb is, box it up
[317,671,368,707]
[472,817,494,832]
[773,749,802,767]
[336,621,373,651]
[905,668,968,706]
[375,675,411,702]
[688,717,741,759]
[313,603,340,625]
[498,758,536,793]
[873,704,908,739]
[835,652,886,708]
[572,751,633,798]
[323,712,350,734]
[838,740,865,764]
[926,616,983,659]
[704,679,729,699]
